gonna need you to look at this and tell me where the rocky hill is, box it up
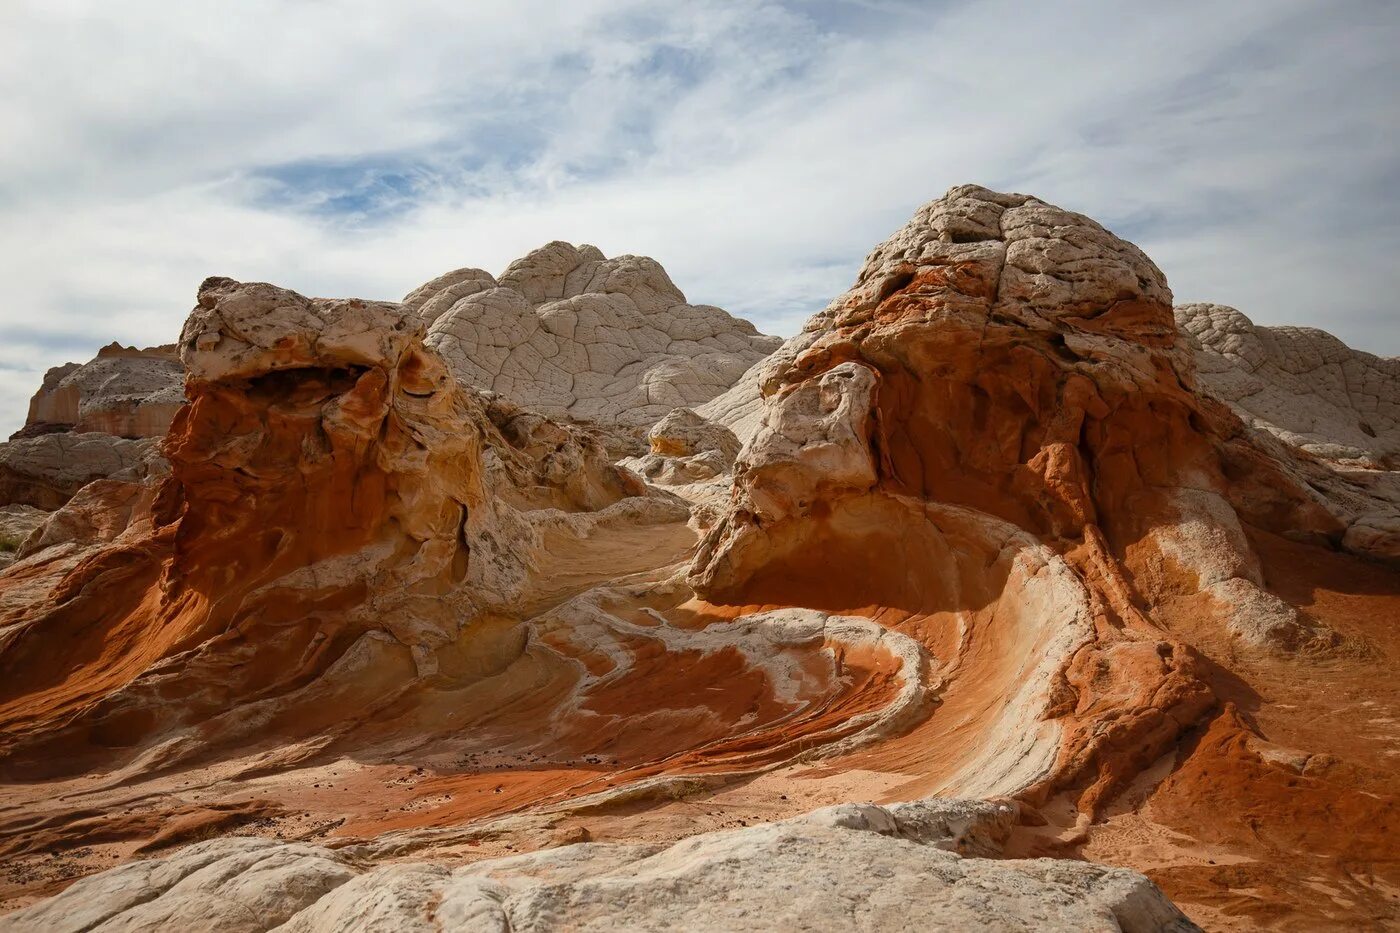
[408,240,781,429]
[0,188,1395,931]
[18,342,184,440]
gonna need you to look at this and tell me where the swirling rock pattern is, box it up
[0,187,1397,930]
[0,273,948,927]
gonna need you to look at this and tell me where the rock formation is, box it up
[0,432,156,511]
[0,245,773,521]
[620,407,742,486]
[0,506,45,572]
[0,343,181,550]
[1177,303,1399,466]
[20,343,183,439]
[0,187,1396,931]
[409,241,782,427]
[3,801,1195,933]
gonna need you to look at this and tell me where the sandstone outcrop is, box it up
[0,343,181,526]
[1175,302,1400,563]
[1177,303,1399,466]
[0,506,46,571]
[20,343,183,439]
[0,275,701,781]
[621,407,742,486]
[1,187,1397,931]
[0,798,1195,933]
[408,241,781,427]
[0,432,156,511]
[684,185,1399,924]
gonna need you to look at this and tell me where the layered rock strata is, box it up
[0,187,1396,931]
[20,343,183,440]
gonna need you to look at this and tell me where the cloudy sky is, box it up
[1,0,1396,433]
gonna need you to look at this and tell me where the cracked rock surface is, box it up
[1177,302,1399,466]
[0,432,156,511]
[409,241,781,427]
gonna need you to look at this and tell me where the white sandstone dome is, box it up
[404,241,782,427]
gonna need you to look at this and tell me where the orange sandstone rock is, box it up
[0,189,1396,931]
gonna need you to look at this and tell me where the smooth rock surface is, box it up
[0,799,1196,933]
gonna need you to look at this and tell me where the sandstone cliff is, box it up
[19,343,184,440]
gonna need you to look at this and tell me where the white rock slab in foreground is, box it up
[0,798,1197,933]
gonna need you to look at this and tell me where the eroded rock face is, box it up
[0,506,46,571]
[410,241,781,427]
[621,407,742,485]
[1169,304,1400,564]
[0,344,180,524]
[0,432,156,510]
[0,276,932,853]
[1,187,1397,931]
[691,184,1396,816]
[0,276,694,777]
[20,343,184,439]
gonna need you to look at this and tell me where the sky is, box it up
[1,0,1397,434]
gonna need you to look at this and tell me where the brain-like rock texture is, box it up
[407,241,781,426]
[686,185,1400,924]
[21,342,184,439]
[0,186,1397,931]
[1177,302,1400,466]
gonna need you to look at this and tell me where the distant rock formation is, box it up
[0,432,156,510]
[0,342,179,536]
[621,407,742,486]
[1177,303,1400,558]
[19,342,183,439]
[407,241,781,427]
[0,244,771,576]
[1177,303,1399,467]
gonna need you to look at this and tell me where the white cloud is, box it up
[0,0,1396,433]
